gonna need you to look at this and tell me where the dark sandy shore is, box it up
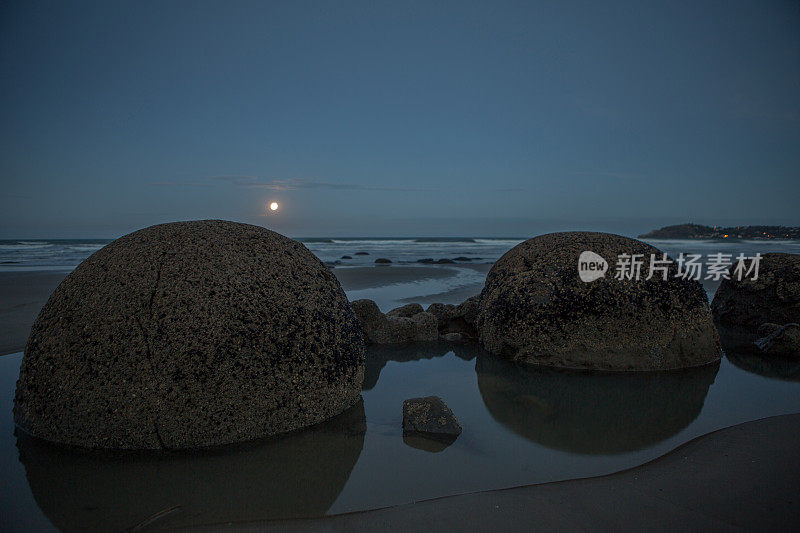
[206,414,800,532]
[0,272,68,355]
[0,266,487,356]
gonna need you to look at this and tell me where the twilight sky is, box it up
[1,0,798,238]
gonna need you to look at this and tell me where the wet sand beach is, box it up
[0,272,68,355]
[247,414,800,532]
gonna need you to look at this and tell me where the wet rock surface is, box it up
[476,232,720,370]
[14,220,366,449]
[402,396,462,446]
[411,312,439,342]
[353,299,479,344]
[387,303,424,318]
[712,253,800,330]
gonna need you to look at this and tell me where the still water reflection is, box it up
[16,400,365,532]
[2,342,800,531]
[476,355,719,454]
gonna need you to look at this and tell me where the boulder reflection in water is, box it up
[16,399,366,532]
[476,354,719,454]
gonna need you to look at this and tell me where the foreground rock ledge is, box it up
[14,220,366,450]
[476,232,721,371]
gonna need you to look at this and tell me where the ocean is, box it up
[2,237,799,272]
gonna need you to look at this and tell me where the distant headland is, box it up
[639,223,800,240]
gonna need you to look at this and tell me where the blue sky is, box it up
[1,0,798,238]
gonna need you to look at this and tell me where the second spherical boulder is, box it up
[476,232,720,370]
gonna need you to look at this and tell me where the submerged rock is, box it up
[402,396,462,442]
[476,232,720,370]
[14,220,365,450]
[341,255,352,259]
[374,258,392,264]
[755,323,800,357]
[355,252,369,255]
[437,258,456,264]
[712,253,800,330]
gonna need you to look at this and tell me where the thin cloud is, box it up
[212,176,437,192]
[570,171,645,180]
[153,175,526,192]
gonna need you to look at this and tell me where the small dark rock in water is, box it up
[341,255,352,259]
[14,220,365,450]
[387,303,424,318]
[440,332,465,342]
[411,312,438,341]
[712,253,800,330]
[402,396,462,440]
[417,258,435,264]
[436,258,456,264]
[477,232,720,370]
[755,323,800,357]
[325,260,341,267]
[374,258,392,264]
[355,252,369,255]
[453,256,472,261]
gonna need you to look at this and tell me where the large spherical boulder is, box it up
[476,232,720,370]
[712,253,800,330]
[14,220,365,449]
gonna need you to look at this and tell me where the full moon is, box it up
[269,202,279,212]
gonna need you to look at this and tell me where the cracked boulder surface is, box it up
[14,220,365,450]
[477,232,721,371]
